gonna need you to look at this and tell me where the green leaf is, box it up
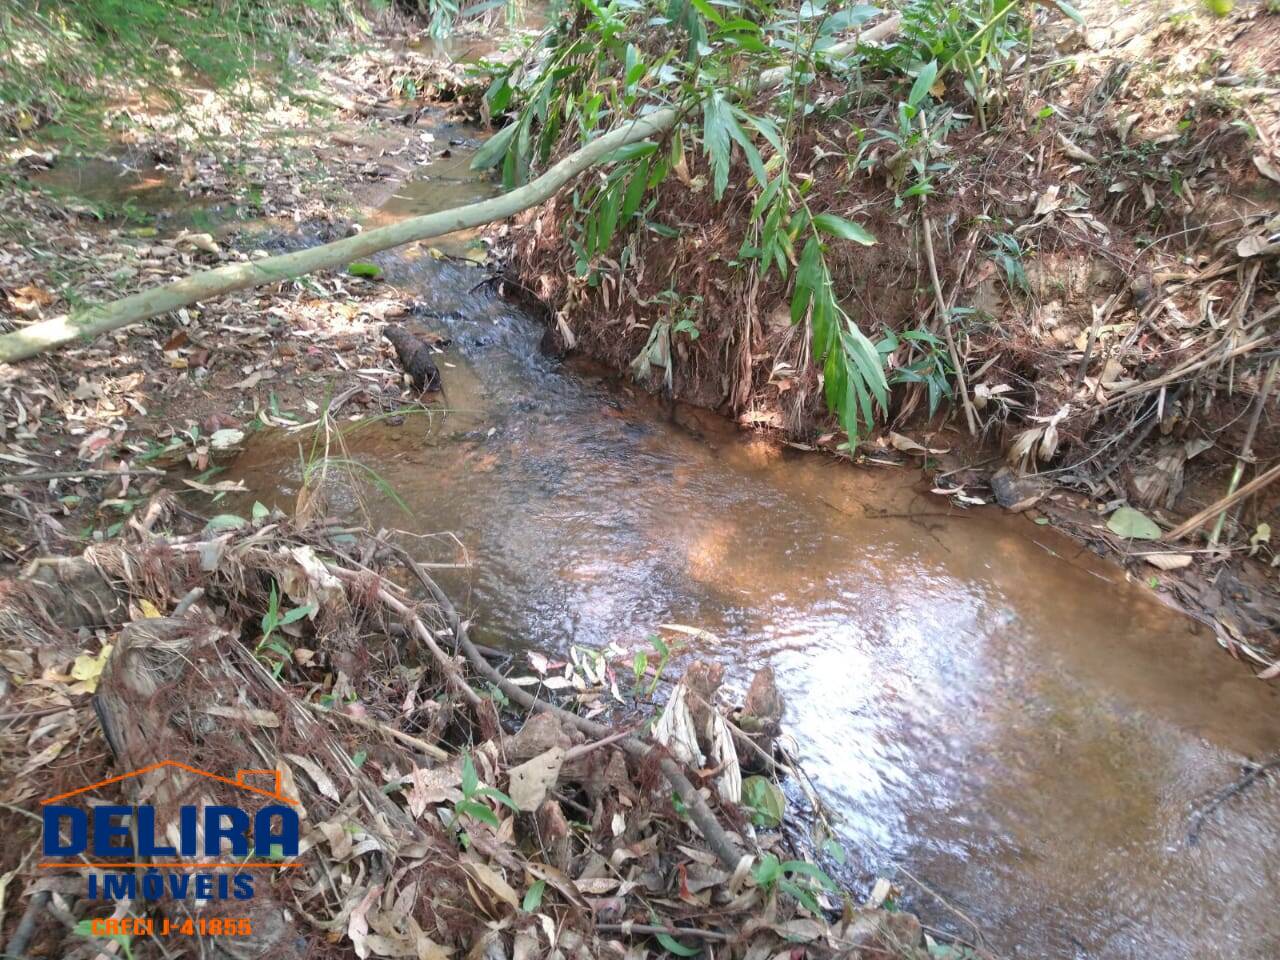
[347,262,383,279]
[655,931,701,956]
[820,5,881,35]
[743,775,785,828]
[779,877,823,915]
[812,213,876,245]
[476,786,519,811]
[471,122,518,171]
[204,513,246,533]
[461,752,479,796]
[822,838,846,864]
[1051,0,1086,24]
[702,93,733,200]
[1106,506,1162,541]
[632,650,649,683]
[688,0,724,26]
[781,860,837,891]
[456,799,499,827]
[908,60,938,109]
[604,141,659,164]
[752,852,782,887]
[251,501,270,521]
[522,878,546,912]
[280,603,315,625]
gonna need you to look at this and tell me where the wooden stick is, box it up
[1165,460,1280,542]
[1211,358,1277,545]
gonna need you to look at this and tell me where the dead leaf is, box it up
[405,763,462,817]
[463,861,520,912]
[507,747,565,812]
[1253,155,1280,184]
[348,884,382,959]
[6,284,55,316]
[1144,553,1192,571]
[1237,234,1273,258]
[69,644,113,694]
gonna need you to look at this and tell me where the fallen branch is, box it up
[0,112,674,364]
[0,16,899,365]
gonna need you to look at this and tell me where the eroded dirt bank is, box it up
[510,0,1280,657]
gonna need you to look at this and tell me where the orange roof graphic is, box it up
[42,760,299,806]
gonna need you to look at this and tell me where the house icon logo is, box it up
[40,760,302,902]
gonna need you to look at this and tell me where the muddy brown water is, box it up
[222,228,1280,957]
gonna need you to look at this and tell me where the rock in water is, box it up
[383,324,441,392]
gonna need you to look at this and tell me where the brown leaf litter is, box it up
[0,504,966,959]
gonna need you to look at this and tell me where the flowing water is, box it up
[226,221,1280,958]
[50,85,1270,955]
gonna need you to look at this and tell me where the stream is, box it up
[50,122,1280,958]
[230,212,1280,958]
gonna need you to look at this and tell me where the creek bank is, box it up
[506,0,1280,661]
[0,513,953,960]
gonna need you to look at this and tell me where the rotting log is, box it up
[0,17,899,365]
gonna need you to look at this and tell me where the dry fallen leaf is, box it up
[463,861,521,913]
[507,746,565,812]
[69,643,113,694]
[1144,553,1192,571]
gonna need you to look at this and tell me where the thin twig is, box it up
[1189,755,1280,845]
[1210,358,1277,545]
[301,699,449,762]
[595,923,731,941]
[918,117,978,436]
[0,467,166,484]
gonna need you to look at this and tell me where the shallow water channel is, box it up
[224,195,1280,957]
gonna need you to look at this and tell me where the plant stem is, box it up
[1210,358,1278,545]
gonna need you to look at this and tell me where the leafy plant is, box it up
[474,0,889,445]
[73,919,134,960]
[255,583,314,677]
[632,633,676,698]
[453,751,518,832]
[752,853,837,916]
[742,774,785,828]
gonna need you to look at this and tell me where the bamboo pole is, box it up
[0,111,675,363]
[0,17,900,364]
[1164,460,1280,542]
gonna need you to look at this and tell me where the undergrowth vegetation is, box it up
[0,0,377,142]
[475,0,1080,443]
